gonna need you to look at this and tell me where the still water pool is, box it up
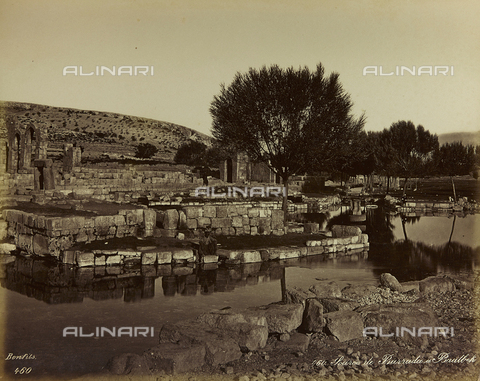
[1,208,478,377]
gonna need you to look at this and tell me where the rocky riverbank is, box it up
[84,271,479,381]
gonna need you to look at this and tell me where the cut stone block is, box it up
[141,252,157,265]
[77,252,94,267]
[106,255,122,266]
[171,248,194,261]
[202,255,218,264]
[240,251,262,263]
[157,251,172,264]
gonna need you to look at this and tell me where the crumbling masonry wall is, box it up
[2,208,157,258]
[158,202,285,236]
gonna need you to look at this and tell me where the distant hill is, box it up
[0,101,213,162]
[438,131,480,146]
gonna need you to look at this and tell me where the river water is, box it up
[1,207,478,377]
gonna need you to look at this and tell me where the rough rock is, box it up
[159,315,268,352]
[400,281,420,292]
[309,281,342,298]
[380,273,404,292]
[446,275,475,290]
[319,298,360,313]
[341,284,378,300]
[275,333,310,352]
[204,337,242,366]
[248,303,304,334]
[144,343,205,374]
[285,286,316,304]
[324,310,364,342]
[356,302,438,348]
[302,298,325,332]
[196,309,268,328]
[279,333,290,342]
[419,276,455,293]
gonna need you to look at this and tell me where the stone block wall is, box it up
[2,208,157,258]
[0,172,34,197]
[158,201,285,236]
[1,166,203,200]
[55,167,203,196]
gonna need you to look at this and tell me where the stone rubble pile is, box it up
[104,273,472,377]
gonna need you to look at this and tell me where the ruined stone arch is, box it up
[6,117,46,173]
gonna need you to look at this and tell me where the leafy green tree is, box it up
[210,63,365,216]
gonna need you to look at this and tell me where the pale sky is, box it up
[1,0,479,137]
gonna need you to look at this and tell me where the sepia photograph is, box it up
[0,1,479,380]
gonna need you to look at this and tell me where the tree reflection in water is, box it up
[365,208,478,281]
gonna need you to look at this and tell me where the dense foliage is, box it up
[210,63,365,212]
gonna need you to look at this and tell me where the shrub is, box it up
[135,143,158,159]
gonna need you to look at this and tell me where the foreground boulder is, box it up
[356,302,439,348]
[446,275,475,290]
[341,284,378,300]
[144,343,206,374]
[320,297,360,313]
[159,316,267,353]
[284,286,316,304]
[302,298,325,332]
[380,273,404,292]
[400,281,420,292]
[324,310,364,342]
[196,309,268,328]
[309,281,342,298]
[248,303,304,334]
[419,276,455,293]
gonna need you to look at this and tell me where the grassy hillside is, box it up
[0,101,212,162]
